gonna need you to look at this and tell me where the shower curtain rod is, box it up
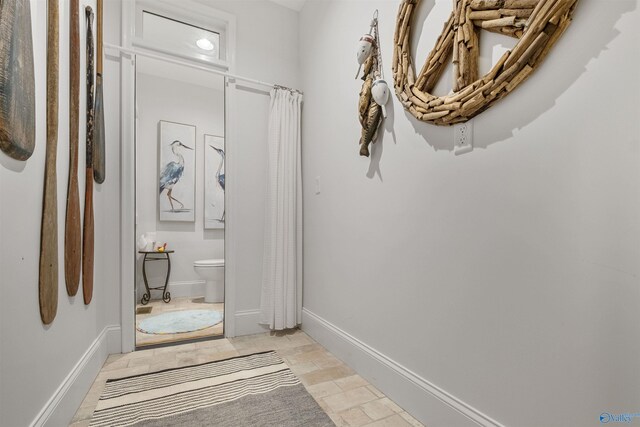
[104,43,303,94]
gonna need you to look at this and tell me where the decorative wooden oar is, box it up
[65,0,81,296]
[93,0,105,184]
[39,0,59,325]
[0,0,36,161]
[83,6,95,305]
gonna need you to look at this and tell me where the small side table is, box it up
[139,250,174,305]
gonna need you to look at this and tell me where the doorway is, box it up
[134,55,226,348]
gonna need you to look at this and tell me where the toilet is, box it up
[193,259,225,303]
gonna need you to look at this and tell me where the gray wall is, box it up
[299,1,640,426]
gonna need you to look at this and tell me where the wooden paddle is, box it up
[93,0,105,184]
[65,0,81,296]
[39,0,59,325]
[83,6,95,305]
[0,0,36,160]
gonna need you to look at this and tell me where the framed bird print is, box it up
[204,134,225,229]
[158,121,196,222]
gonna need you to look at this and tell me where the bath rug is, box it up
[136,309,223,335]
[89,351,334,427]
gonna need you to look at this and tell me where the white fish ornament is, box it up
[371,79,389,118]
[355,34,375,79]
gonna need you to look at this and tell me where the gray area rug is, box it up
[89,351,334,427]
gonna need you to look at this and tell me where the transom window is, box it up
[134,0,234,70]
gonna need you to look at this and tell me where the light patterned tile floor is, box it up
[70,330,424,427]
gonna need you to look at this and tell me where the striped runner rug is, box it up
[89,351,334,427]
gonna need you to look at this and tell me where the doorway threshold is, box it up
[135,334,226,352]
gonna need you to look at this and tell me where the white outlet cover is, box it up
[454,121,473,155]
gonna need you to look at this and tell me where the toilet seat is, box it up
[194,259,224,268]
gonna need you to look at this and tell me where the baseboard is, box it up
[234,309,269,337]
[30,325,121,427]
[301,309,505,427]
[168,280,205,298]
[135,280,205,301]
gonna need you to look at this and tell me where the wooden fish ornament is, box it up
[360,99,382,157]
[360,55,375,81]
[356,10,385,157]
[358,76,373,125]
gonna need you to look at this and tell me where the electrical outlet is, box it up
[454,121,473,155]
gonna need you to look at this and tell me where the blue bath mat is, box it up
[137,310,223,335]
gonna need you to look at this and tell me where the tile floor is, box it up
[71,330,424,427]
[136,296,224,347]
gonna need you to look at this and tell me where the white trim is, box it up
[132,39,230,70]
[234,309,269,337]
[120,0,137,354]
[223,77,237,337]
[135,280,206,301]
[104,43,301,93]
[119,2,238,347]
[30,326,121,427]
[301,309,506,427]
[168,280,205,298]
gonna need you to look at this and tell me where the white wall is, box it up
[300,1,640,427]
[0,0,122,425]
[135,72,224,300]
[192,0,300,333]
[1,0,300,423]
[194,0,300,89]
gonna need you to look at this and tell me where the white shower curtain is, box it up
[259,88,303,330]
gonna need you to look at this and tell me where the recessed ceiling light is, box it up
[196,38,214,51]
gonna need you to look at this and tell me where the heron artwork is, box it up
[159,140,193,212]
[210,144,225,222]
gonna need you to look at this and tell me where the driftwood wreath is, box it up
[393,0,579,125]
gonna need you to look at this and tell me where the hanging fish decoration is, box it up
[355,34,375,79]
[360,100,382,157]
[355,10,386,158]
[371,79,390,118]
[358,76,372,126]
[361,55,374,81]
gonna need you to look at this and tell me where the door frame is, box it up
[119,0,238,353]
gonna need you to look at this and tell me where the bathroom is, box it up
[125,1,279,349]
[134,53,226,347]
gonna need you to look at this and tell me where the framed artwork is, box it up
[204,134,225,229]
[158,121,196,222]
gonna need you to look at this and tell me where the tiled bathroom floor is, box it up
[136,296,224,347]
[71,330,424,427]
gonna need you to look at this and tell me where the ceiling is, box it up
[268,0,307,12]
